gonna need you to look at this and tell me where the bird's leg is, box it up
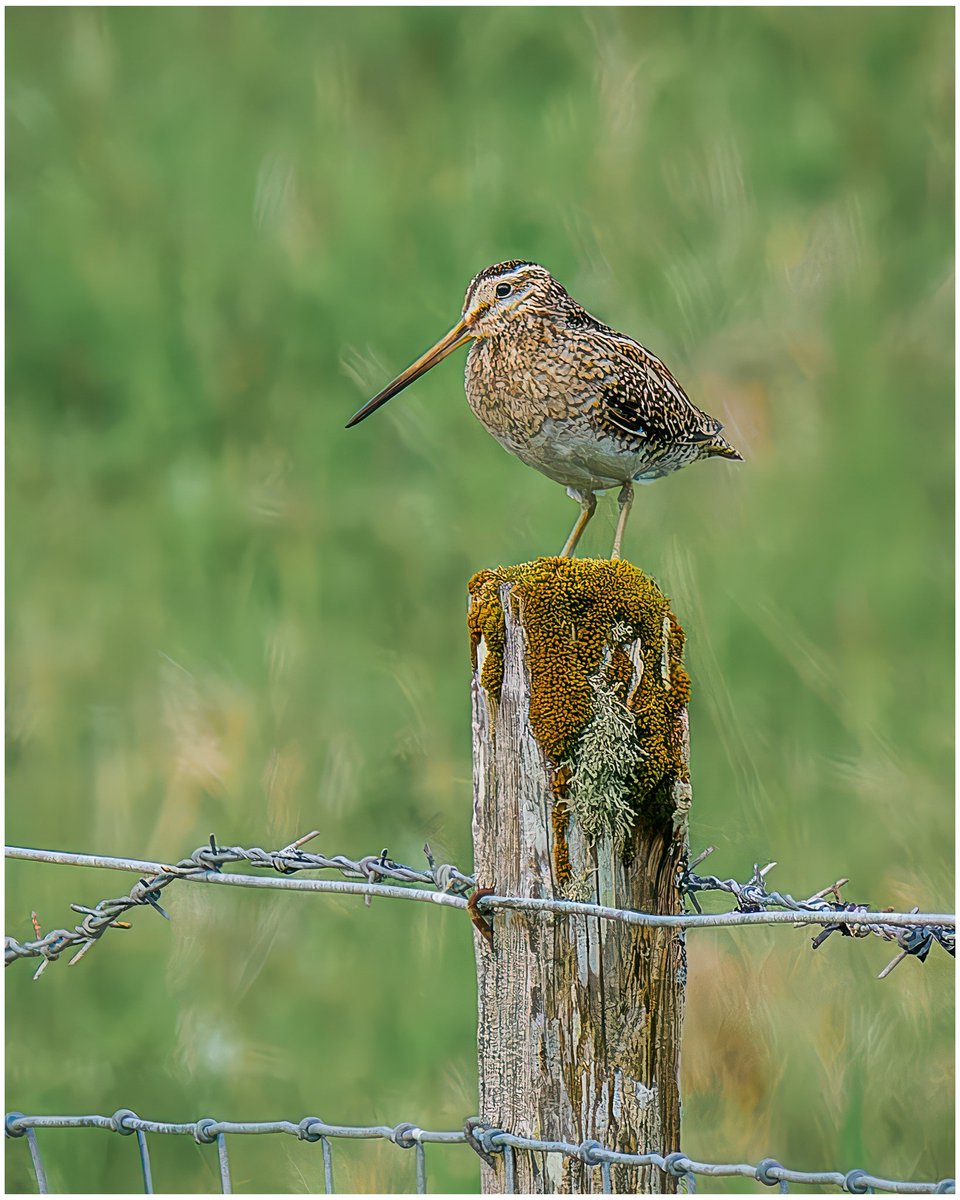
[560,489,597,557]
[610,481,634,560]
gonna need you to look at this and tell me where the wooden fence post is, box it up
[468,557,691,1194]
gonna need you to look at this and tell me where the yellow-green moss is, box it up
[468,556,691,815]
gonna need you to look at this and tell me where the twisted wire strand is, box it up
[5,838,954,978]
[4,834,471,976]
[4,1111,954,1195]
[681,848,956,977]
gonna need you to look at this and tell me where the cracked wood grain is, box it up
[472,581,689,1193]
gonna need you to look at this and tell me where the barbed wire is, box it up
[5,836,954,979]
[681,846,956,979]
[4,833,472,977]
[5,1110,954,1195]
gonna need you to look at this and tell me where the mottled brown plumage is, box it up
[347,260,742,557]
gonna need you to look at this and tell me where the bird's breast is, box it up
[464,332,598,443]
[463,333,639,491]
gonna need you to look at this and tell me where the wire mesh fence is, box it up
[5,1111,956,1195]
[6,835,956,1194]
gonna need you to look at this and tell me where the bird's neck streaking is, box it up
[472,307,564,346]
[464,316,580,441]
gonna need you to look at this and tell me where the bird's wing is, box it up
[592,333,721,445]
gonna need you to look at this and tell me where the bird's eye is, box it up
[495,282,512,298]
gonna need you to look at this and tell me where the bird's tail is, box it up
[702,433,743,461]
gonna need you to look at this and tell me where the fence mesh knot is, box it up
[391,1122,421,1149]
[844,1169,873,1194]
[297,1117,325,1143]
[663,1151,691,1178]
[5,1113,26,1139]
[193,1119,219,1146]
[472,1123,506,1156]
[578,1139,606,1167]
[755,1157,785,1186]
[111,1109,138,1136]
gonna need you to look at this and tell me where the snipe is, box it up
[347,261,742,558]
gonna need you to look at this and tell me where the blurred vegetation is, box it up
[6,7,954,1193]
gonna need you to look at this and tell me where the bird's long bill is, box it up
[345,318,472,428]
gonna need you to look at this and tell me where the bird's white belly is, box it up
[493,417,640,492]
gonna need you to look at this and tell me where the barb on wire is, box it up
[6,836,954,978]
[5,832,473,976]
[681,847,956,979]
[5,1110,954,1195]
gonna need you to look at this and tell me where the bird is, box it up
[346,260,742,558]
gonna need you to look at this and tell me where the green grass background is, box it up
[7,7,954,1193]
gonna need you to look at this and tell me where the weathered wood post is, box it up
[468,557,691,1194]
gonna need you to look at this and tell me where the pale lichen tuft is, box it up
[568,669,645,844]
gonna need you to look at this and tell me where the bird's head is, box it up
[460,260,559,333]
[345,260,559,429]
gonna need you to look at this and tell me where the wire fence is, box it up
[4,834,955,979]
[5,1110,955,1195]
[6,834,955,1194]
[682,846,955,979]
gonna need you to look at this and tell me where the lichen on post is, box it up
[468,556,691,1194]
